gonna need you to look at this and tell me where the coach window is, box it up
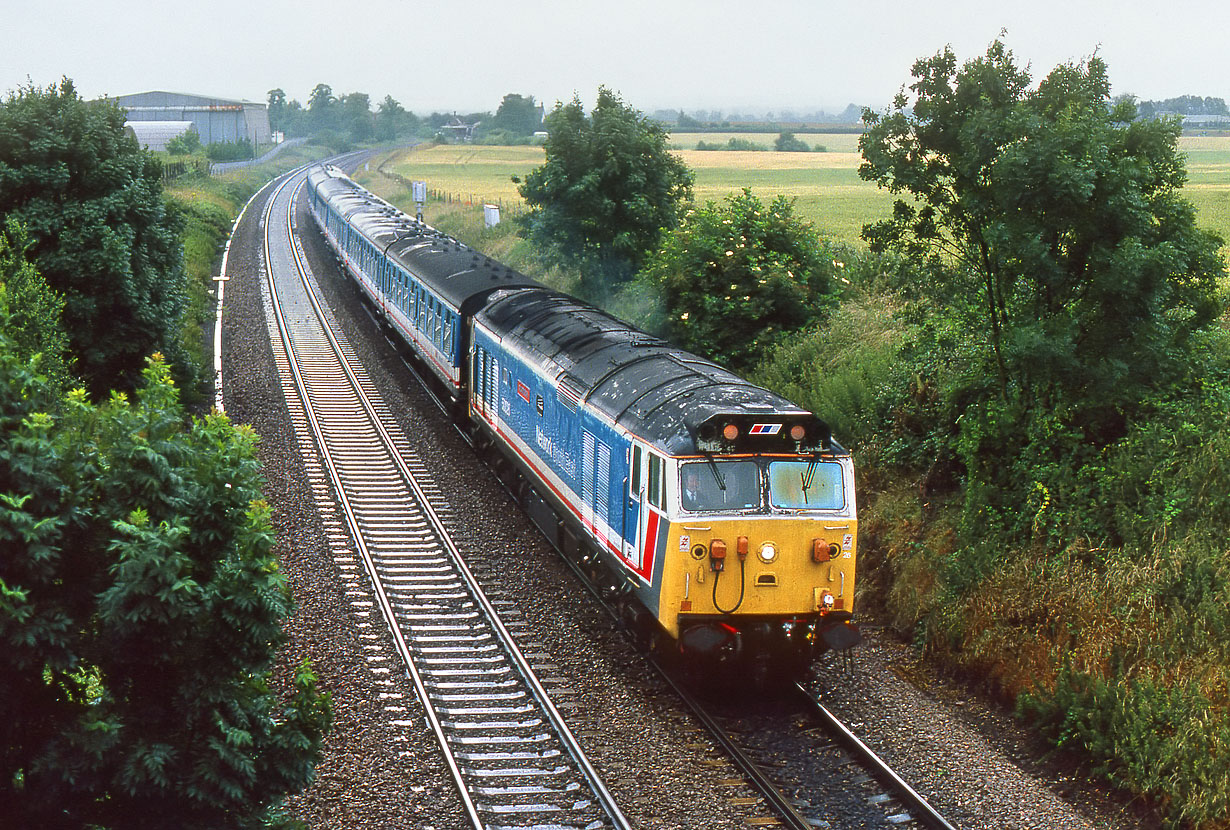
[630,445,642,495]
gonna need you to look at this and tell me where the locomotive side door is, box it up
[624,443,664,573]
[624,444,645,568]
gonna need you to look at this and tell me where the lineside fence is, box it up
[375,161,527,220]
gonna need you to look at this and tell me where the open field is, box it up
[364,135,1230,255]
[668,131,863,152]
[1178,136,1230,258]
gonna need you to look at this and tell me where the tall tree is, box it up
[0,79,196,398]
[266,87,288,133]
[517,87,694,298]
[0,218,71,390]
[638,189,838,371]
[374,95,419,141]
[307,83,338,134]
[490,93,541,136]
[0,344,330,828]
[339,91,373,142]
[858,41,1223,426]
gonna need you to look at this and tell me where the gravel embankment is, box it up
[219,176,1155,830]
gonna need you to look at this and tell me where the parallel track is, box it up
[259,167,630,830]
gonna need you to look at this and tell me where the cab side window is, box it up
[648,453,665,510]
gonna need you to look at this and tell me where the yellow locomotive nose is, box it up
[662,517,857,635]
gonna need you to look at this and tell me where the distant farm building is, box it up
[439,116,480,142]
[123,120,195,152]
[114,91,271,149]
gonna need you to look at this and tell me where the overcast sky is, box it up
[3,0,1226,116]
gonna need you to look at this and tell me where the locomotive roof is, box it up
[307,165,542,312]
[477,289,828,456]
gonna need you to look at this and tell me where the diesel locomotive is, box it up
[304,163,859,680]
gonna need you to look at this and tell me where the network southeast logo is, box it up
[749,423,781,435]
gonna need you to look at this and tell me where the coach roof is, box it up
[309,165,541,312]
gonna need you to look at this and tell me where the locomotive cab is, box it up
[638,414,861,676]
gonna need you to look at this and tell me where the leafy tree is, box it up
[307,83,338,134]
[0,78,197,399]
[0,342,331,828]
[859,41,1223,429]
[267,87,289,132]
[637,189,839,371]
[340,92,373,142]
[374,95,419,142]
[774,131,811,152]
[517,87,694,298]
[489,93,541,136]
[0,219,71,390]
[267,88,306,137]
[676,110,704,129]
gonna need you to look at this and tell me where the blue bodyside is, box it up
[473,326,660,606]
[307,177,463,384]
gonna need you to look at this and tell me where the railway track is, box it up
[666,667,959,829]
[257,166,631,830]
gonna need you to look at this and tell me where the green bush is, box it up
[165,130,201,155]
[0,349,331,827]
[1021,664,1230,828]
[695,137,766,151]
[205,138,255,162]
[774,131,812,152]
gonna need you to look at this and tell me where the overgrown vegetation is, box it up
[1,79,336,827]
[845,42,1230,828]
[0,349,331,828]
[0,79,199,399]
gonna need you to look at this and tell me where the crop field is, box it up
[1178,135,1230,254]
[668,131,863,152]
[365,134,1230,255]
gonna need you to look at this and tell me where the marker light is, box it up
[722,423,739,441]
[790,424,806,441]
[758,542,778,563]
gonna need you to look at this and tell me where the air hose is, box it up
[712,554,746,614]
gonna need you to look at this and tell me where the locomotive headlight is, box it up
[758,541,778,563]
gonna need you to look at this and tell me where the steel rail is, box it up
[799,684,958,830]
[263,167,630,829]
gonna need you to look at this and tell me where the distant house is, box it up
[113,91,271,149]
[439,116,480,143]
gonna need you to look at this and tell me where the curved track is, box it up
[259,166,630,830]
